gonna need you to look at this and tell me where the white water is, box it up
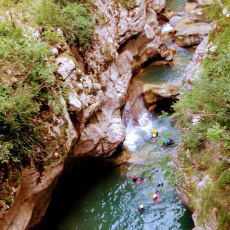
[123,101,179,153]
[161,23,173,33]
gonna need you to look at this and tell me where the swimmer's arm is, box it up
[156,198,160,204]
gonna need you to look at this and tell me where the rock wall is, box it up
[0,0,170,229]
[182,36,208,90]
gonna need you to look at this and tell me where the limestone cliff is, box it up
[0,0,170,229]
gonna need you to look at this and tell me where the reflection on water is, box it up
[132,47,194,84]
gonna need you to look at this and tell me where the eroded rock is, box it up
[147,0,166,13]
[174,18,212,46]
[143,81,183,106]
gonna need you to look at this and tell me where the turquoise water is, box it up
[53,167,193,230]
[132,47,194,84]
[40,115,194,230]
[166,0,187,12]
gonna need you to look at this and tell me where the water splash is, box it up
[161,23,173,33]
[123,97,154,152]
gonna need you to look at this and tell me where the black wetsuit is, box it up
[163,139,174,146]
[155,182,164,194]
[138,207,146,214]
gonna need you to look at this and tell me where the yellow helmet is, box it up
[152,130,158,134]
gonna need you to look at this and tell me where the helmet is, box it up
[139,204,144,209]
[153,194,157,199]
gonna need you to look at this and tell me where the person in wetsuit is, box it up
[132,172,147,184]
[152,130,159,138]
[150,181,164,205]
[138,204,145,213]
[138,204,145,217]
[162,138,174,146]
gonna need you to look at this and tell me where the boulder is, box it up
[173,17,212,46]
[143,81,183,105]
[182,36,208,88]
[158,7,177,20]
[147,0,166,13]
[195,0,213,6]
[55,53,76,80]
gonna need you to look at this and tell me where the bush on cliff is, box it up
[0,22,62,166]
[0,0,96,203]
[34,0,95,49]
[113,0,136,9]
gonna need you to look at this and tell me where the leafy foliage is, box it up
[113,0,136,9]
[0,24,62,165]
[34,0,62,27]
[33,0,95,49]
[61,2,95,47]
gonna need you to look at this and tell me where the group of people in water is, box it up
[134,129,175,215]
[136,181,164,215]
[151,129,175,146]
[132,167,163,215]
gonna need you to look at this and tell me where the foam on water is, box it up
[123,105,178,153]
[161,23,173,33]
[123,103,155,151]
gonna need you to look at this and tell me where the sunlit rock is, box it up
[56,54,76,80]
[68,91,82,111]
[147,0,166,13]
[143,81,183,106]
[158,7,177,20]
[196,0,213,6]
[174,20,212,46]
[183,36,208,87]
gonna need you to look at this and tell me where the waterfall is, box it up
[122,100,154,152]
[122,82,179,153]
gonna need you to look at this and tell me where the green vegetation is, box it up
[33,0,95,49]
[113,0,136,9]
[0,0,95,202]
[61,2,94,47]
[0,0,95,49]
[170,0,230,228]
[0,23,60,165]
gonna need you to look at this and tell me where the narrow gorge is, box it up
[0,0,229,229]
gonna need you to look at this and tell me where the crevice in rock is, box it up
[117,34,139,54]
[153,97,177,113]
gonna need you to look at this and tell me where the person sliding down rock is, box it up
[150,181,164,205]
